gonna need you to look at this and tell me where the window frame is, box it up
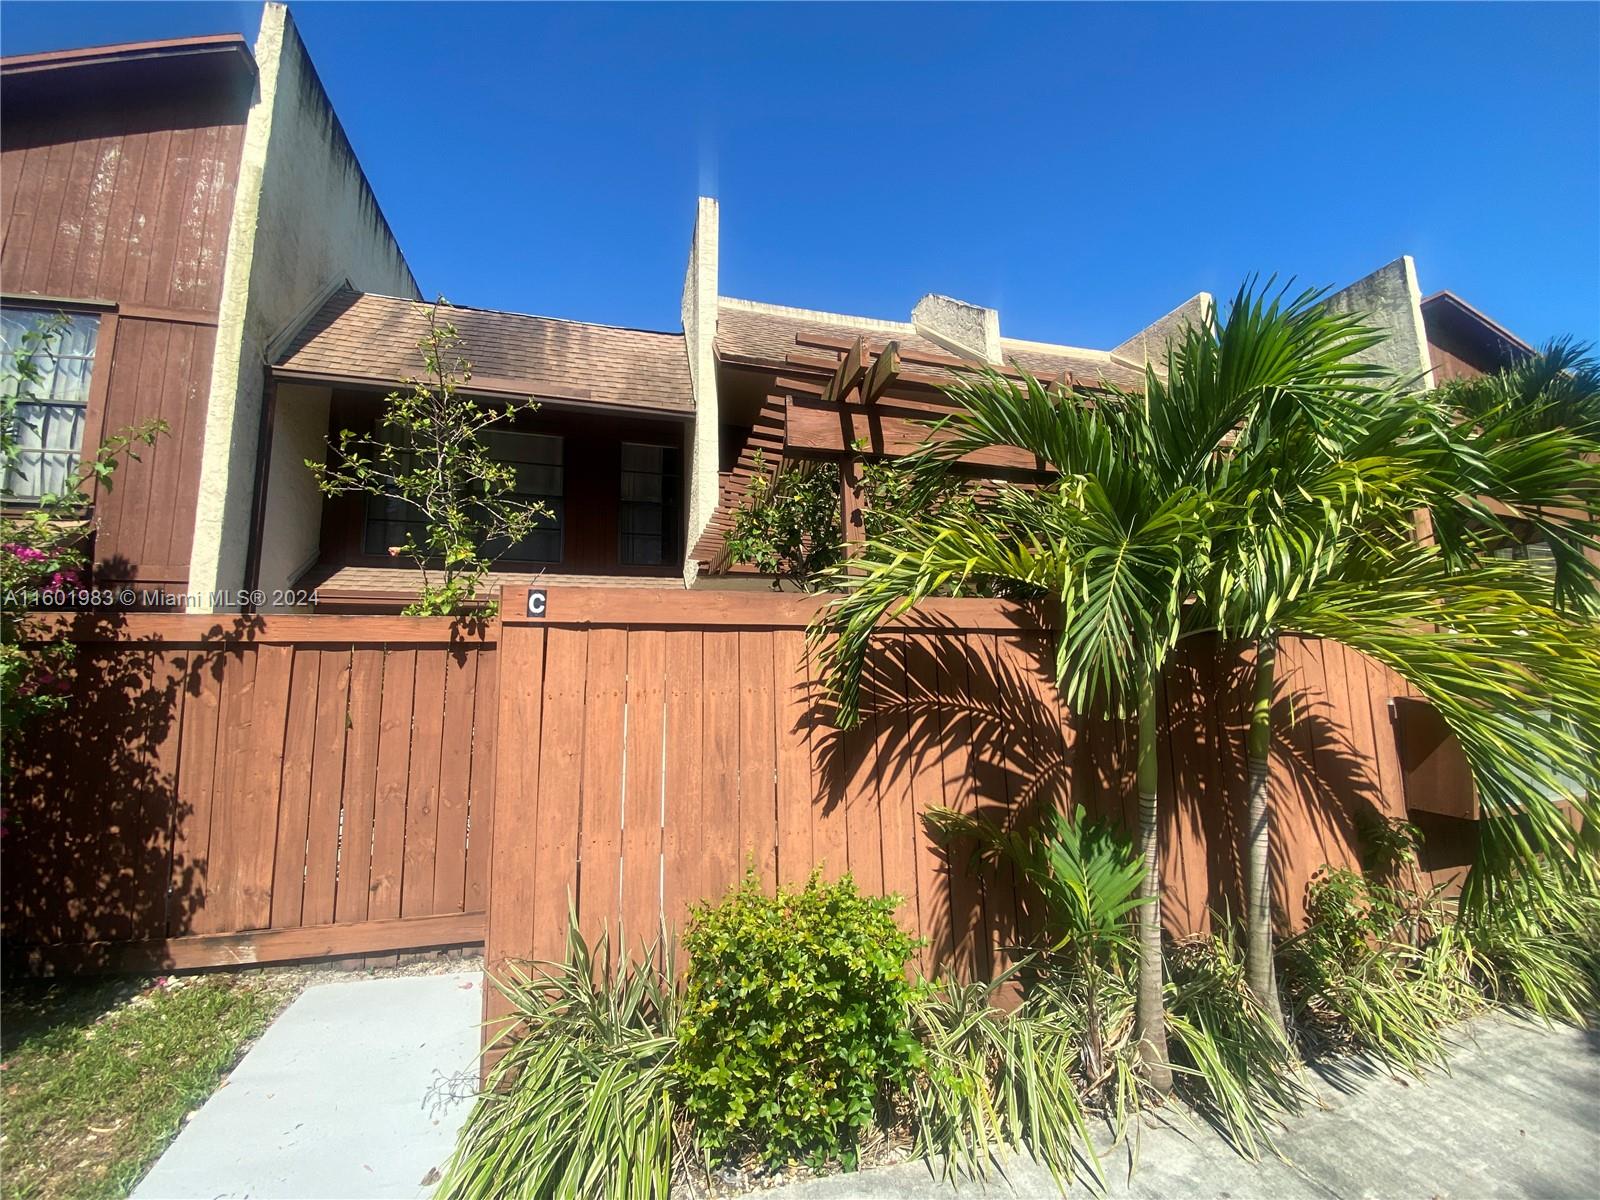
[617,439,682,568]
[0,297,117,512]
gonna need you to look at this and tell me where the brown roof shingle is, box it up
[275,288,694,416]
[715,301,1143,390]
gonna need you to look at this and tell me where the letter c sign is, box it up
[526,589,548,618]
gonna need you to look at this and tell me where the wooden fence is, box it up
[4,588,1472,990]
[482,586,1473,1047]
[2,614,498,971]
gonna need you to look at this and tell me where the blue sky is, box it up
[3,2,1597,346]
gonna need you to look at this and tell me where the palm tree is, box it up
[815,286,1399,1091]
[1193,321,1600,1024]
[815,285,1600,1082]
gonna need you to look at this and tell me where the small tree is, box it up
[1,313,165,750]
[307,301,550,616]
[724,452,842,589]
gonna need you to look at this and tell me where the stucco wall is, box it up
[1322,256,1435,388]
[255,382,332,604]
[680,196,720,586]
[186,3,419,610]
[1112,292,1215,366]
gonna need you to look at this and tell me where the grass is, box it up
[1,973,294,1200]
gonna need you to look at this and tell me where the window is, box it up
[1492,537,1557,583]
[361,431,565,564]
[1,307,100,502]
[483,431,563,563]
[620,442,680,566]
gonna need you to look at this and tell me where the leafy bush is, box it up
[674,871,922,1168]
[1277,867,1472,1071]
[439,919,679,1200]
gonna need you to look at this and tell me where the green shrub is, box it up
[1277,867,1470,1071]
[439,918,678,1200]
[1459,869,1600,1022]
[675,870,922,1168]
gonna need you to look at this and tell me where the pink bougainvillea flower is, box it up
[3,543,47,563]
[387,545,403,557]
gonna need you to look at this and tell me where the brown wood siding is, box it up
[315,392,688,579]
[1,77,249,589]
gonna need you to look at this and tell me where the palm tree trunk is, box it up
[1246,636,1286,1031]
[1135,674,1173,1093]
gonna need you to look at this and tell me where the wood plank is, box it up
[463,650,499,913]
[786,395,1042,470]
[737,630,779,891]
[964,634,1018,978]
[129,650,189,942]
[621,629,668,953]
[934,635,987,981]
[20,912,486,976]
[841,640,885,896]
[431,651,478,914]
[301,649,351,927]
[33,613,500,646]
[576,628,626,947]
[236,644,293,931]
[483,626,546,1055]
[701,631,741,902]
[530,628,589,963]
[400,650,447,918]
[368,651,417,926]
[901,634,953,975]
[194,647,257,935]
[269,648,320,929]
[661,631,705,934]
[808,633,851,884]
[772,630,815,887]
[875,637,921,943]
[334,650,385,924]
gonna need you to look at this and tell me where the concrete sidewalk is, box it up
[134,971,482,1200]
[772,1016,1600,1200]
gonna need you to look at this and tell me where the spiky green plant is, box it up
[906,969,1104,1190]
[437,917,679,1200]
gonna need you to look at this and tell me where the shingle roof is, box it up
[715,301,1143,390]
[274,288,694,416]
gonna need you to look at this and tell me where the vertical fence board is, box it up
[772,630,815,888]
[301,649,351,927]
[577,629,626,947]
[661,631,705,934]
[464,650,499,914]
[621,629,667,952]
[400,650,446,918]
[701,631,741,902]
[334,650,385,925]
[875,637,920,941]
[484,625,547,1053]
[238,644,293,931]
[432,652,478,915]
[736,630,778,892]
[530,628,588,963]
[270,649,320,929]
[368,650,416,930]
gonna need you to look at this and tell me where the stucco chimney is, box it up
[911,294,1002,364]
[1112,293,1215,367]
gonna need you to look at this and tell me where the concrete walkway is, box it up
[134,972,482,1200]
[772,1016,1600,1200]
